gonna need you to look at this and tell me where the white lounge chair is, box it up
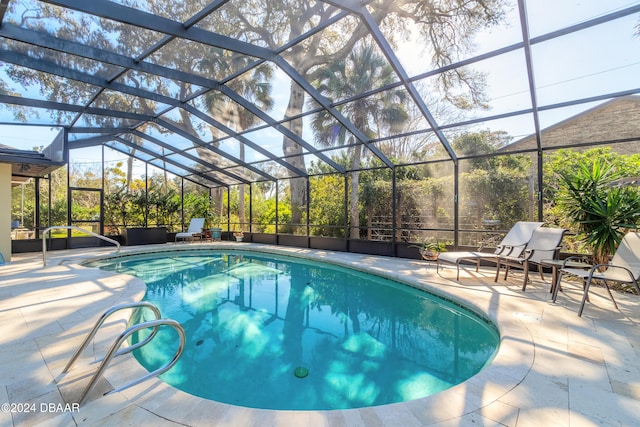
[554,232,640,316]
[494,227,567,291]
[437,221,544,280]
[175,218,205,243]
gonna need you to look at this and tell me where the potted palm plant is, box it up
[557,158,640,266]
[410,239,448,261]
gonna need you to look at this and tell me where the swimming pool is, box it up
[87,249,499,410]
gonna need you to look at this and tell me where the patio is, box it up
[1,243,639,426]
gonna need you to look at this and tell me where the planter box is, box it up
[67,236,113,249]
[252,233,277,245]
[396,242,423,259]
[123,227,167,246]
[278,234,308,248]
[12,238,43,253]
[12,235,122,254]
[348,239,393,257]
[309,236,347,252]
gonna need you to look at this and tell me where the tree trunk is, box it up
[283,81,308,230]
[238,185,245,230]
[349,145,363,239]
[126,151,135,194]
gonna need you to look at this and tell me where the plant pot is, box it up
[210,228,222,240]
[235,236,243,242]
[420,250,440,261]
[202,228,211,240]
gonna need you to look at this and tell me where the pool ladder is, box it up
[59,302,185,405]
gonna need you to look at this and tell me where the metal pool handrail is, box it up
[42,225,121,266]
[59,302,185,405]
[61,302,162,375]
[78,318,185,405]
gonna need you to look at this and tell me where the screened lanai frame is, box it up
[2,0,640,254]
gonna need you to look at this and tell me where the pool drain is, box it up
[294,367,308,378]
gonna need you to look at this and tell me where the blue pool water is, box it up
[88,250,499,410]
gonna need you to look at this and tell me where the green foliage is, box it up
[555,156,640,264]
[460,165,530,226]
[312,131,533,243]
[187,193,223,229]
[250,198,292,233]
[12,166,69,230]
[147,189,181,230]
[451,131,532,228]
[453,130,510,163]
[70,201,100,222]
[544,147,640,200]
[11,183,35,228]
[544,147,640,253]
[103,189,144,233]
[409,239,448,252]
[359,170,392,210]
[310,43,409,149]
[310,174,346,237]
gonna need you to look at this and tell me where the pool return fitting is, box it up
[58,301,185,405]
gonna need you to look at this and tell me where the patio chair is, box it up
[175,218,205,243]
[437,221,544,280]
[553,232,640,316]
[494,227,567,291]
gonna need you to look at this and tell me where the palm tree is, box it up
[557,158,640,265]
[204,51,274,230]
[310,43,408,239]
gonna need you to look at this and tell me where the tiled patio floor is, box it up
[1,243,639,426]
